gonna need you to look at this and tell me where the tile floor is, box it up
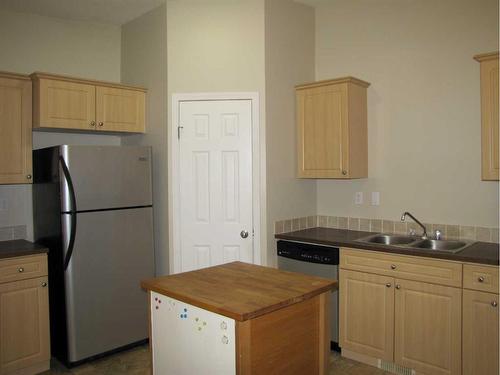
[42,345,390,374]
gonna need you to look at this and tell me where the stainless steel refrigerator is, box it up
[33,145,155,367]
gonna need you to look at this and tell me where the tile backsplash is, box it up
[274,215,499,244]
[0,225,27,241]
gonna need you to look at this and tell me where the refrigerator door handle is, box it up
[60,156,78,271]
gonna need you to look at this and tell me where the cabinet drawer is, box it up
[463,264,499,293]
[340,248,462,287]
[0,254,48,284]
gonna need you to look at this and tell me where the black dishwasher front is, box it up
[277,240,340,351]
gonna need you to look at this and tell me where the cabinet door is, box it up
[0,77,32,184]
[0,277,50,374]
[394,279,461,375]
[35,78,96,130]
[297,84,348,178]
[96,86,145,133]
[339,269,394,361]
[462,290,499,375]
[480,57,499,180]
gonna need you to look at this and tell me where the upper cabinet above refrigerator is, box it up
[296,77,370,179]
[0,72,32,184]
[31,72,146,134]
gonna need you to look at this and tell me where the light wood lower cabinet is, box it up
[339,270,394,361]
[0,72,32,184]
[462,289,499,375]
[340,248,500,375]
[0,255,50,375]
[394,279,461,375]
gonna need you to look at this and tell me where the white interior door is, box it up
[178,100,253,272]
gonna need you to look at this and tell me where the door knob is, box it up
[240,230,249,239]
[385,283,391,288]
[342,170,347,175]
[18,267,24,273]
[41,282,47,287]
[395,284,401,289]
[98,121,104,127]
[492,301,498,307]
[478,276,485,282]
[90,120,96,127]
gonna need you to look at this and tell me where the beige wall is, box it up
[121,4,168,275]
[315,0,499,228]
[265,0,316,266]
[166,0,269,266]
[0,10,123,239]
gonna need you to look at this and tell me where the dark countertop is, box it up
[275,227,500,266]
[0,240,48,259]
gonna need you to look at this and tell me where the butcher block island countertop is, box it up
[141,261,336,321]
[141,261,337,375]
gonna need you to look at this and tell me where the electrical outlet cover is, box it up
[354,192,363,205]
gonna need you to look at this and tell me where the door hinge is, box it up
[177,125,184,139]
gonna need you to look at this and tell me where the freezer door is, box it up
[59,145,152,212]
[61,207,154,362]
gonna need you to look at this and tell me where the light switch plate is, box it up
[371,192,380,206]
[354,192,363,205]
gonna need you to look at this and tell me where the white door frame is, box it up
[169,92,262,274]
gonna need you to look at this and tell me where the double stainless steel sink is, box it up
[356,233,475,253]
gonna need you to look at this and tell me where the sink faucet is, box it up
[400,212,428,239]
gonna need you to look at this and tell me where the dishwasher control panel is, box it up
[277,240,339,265]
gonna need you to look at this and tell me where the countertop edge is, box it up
[275,229,499,266]
[0,240,49,260]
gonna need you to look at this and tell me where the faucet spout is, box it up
[401,211,428,239]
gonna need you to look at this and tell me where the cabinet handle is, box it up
[98,122,104,127]
[90,120,96,127]
[385,283,391,288]
[492,301,498,307]
[342,170,347,175]
[395,284,401,289]
[18,267,24,273]
[26,174,32,180]
[478,276,485,283]
[41,282,47,287]
[391,264,397,270]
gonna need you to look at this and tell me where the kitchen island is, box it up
[141,261,336,375]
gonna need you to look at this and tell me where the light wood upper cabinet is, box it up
[474,52,499,180]
[96,86,145,133]
[0,72,32,184]
[462,289,499,375]
[34,78,95,130]
[296,77,370,179]
[31,72,146,134]
[394,279,462,375]
[0,255,50,375]
[339,269,394,361]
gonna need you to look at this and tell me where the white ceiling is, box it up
[0,0,166,25]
